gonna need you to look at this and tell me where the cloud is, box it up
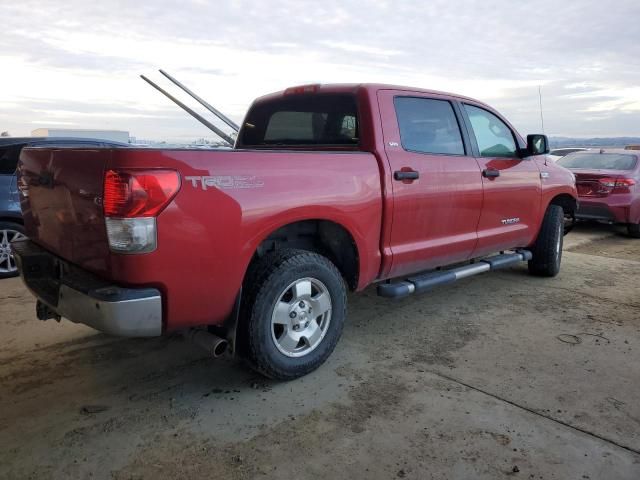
[1,0,639,139]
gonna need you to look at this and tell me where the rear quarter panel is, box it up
[107,149,383,331]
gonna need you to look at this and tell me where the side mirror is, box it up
[526,134,549,156]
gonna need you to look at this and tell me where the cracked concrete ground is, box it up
[0,222,639,479]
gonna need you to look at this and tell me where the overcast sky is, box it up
[2,0,639,142]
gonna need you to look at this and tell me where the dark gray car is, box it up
[0,137,129,278]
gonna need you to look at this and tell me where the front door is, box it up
[460,103,542,257]
[378,91,484,278]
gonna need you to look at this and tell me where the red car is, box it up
[13,84,577,379]
[558,149,640,237]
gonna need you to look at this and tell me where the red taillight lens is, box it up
[104,169,180,217]
[613,178,636,193]
[598,177,617,188]
[598,177,636,194]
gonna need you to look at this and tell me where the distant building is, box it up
[31,128,130,143]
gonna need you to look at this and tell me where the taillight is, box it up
[103,169,180,254]
[598,177,636,194]
[612,178,636,193]
[104,169,180,217]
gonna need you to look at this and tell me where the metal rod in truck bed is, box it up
[140,74,235,146]
[159,69,240,132]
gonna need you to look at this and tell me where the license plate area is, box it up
[21,253,63,307]
[13,239,115,306]
[12,240,65,307]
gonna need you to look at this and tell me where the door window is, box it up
[394,97,465,155]
[0,146,21,175]
[464,105,517,158]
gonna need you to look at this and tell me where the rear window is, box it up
[558,153,638,170]
[549,148,585,157]
[239,94,359,148]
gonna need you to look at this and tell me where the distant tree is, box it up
[0,131,10,137]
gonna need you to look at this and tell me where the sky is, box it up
[1,0,639,142]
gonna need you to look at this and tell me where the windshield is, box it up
[238,94,359,148]
[558,153,638,170]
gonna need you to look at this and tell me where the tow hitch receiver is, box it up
[378,250,532,299]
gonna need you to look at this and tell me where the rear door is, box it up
[460,103,542,257]
[378,90,483,278]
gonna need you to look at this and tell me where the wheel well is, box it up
[549,194,577,217]
[250,220,359,290]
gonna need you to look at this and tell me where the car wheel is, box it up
[528,205,564,277]
[0,222,26,279]
[240,248,347,380]
[628,223,640,238]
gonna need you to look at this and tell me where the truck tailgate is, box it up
[19,147,111,273]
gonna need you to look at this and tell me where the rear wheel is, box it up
[528,205,564,277]
[628,223,640,238]
[240,249,347,380]
[0,222,26,279]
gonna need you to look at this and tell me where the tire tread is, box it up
[528,205,564,277]
[240,248,346,380]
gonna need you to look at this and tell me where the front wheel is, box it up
[240,249,347,380]
[0,222,26,279]
[528,205,564,277]
[628,223,640,238]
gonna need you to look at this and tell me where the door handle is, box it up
[394,170,420,181]
[482,168,500,178]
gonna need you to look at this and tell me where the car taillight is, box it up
[598,177,636,194]
[103,169,180,253]
[104,169,180,217]
[613,178,636,193]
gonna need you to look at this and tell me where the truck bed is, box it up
[19,147,383,331]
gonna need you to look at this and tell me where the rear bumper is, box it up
[575,200,629,223]
[12,239,162,337]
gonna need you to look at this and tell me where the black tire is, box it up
[0,221,26,279]
[528,205,564,277]
[239,248,347,380]
[628,223,640,238]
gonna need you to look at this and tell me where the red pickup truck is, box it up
[14,84,577,379]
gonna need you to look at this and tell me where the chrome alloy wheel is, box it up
[270,277,332,358]
[0,228,26,275]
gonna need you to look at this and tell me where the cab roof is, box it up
[255,83,487,107]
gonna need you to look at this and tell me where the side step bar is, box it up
[377,250,532,299]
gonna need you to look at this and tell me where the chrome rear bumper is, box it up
[12,239,162,337]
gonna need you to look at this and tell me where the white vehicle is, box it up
[547,147,589,162]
